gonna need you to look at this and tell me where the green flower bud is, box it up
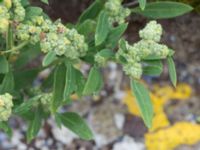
[105,0,130,25]
[40,93,52,112]
[139,21,162,42]
[95,53,107,66]
[0,93,13,122]
[13,0,25,22]
[123,62,142,79]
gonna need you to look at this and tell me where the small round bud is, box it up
[0,93,13,122]
[139,21,162,42]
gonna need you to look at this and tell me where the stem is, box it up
[0,41,29,55]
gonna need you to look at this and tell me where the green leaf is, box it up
[77,19,96,39]
[130,79,153,128]
[0,72,14,94]
[95,11,109,46]
[51,64,66,113]
[63,62,76,101]
[14,68,40,90]
[83,66,103,96]
[78,0,104,23]
[14,96,41,115]
[25,6,43,19]
[106,23,128,49]
[6,23,13,50]
[0,122,12,138]
[26,109,42,142]
[42,51,56,67]
[59,112,93,140]
[143,60,163,76]
[0,56,9,74]
[97,49,115,59]
[74,69,85,97]
[167,56,177,87]
[41,0,48,4]
[14,44,41,69]
[132,1,193,19]
[138,0,146,10]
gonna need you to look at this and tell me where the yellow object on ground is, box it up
[145,122,200,150]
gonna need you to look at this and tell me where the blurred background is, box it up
[0,0,200,149]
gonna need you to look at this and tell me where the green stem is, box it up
[0,41,29,55]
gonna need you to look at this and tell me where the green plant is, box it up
[0,0,193,141]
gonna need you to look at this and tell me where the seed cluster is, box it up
[0,93,13,122]
[16,17,88,59]
[117,21,171,79]
[40,93,52,112]
[0,0,10,33]
[104,0,130,25]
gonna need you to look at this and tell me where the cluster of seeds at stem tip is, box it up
[116,21,171,79]
[0,0,11,33]
[104,0,131,25]
[16,16,88,59]
[0,93,13,122]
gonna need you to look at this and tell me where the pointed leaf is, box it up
[130,79,153,128]
[138,0,146,10]
[132,2,193,19]
[51,64,66,112]
[42,51,56,67]
[83,66,103,96]
[167,56,177,87]
[0,56,9,74]
[26,109,42,142]
[78,0,103,23]
[59,112,93,140]
[95,11,109,46]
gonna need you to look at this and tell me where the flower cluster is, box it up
[12,0,25,22]
[0,93,13,122]
[116,21,171,79]
[94,53,107,66]
[0,1,10,33]
[40,93,52,111]
[16,16,88,59]
[104,0,130,25]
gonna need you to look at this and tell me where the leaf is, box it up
[0,72,14,94]
[95,11,109,46]
[138,0,146,10]
[6,23,13,50]
[130,79,153,128]
[0,56,9,74]
[83,66,103,96]
[51,64,66,113]
[74,69,85,97]
[78,0,104,23]
[25,6,43,19]
[132,1,193,19]
[26,109,42,142]
[97,49,115,59]
[42,51,56,67]
[41,0,48,4]
[77,19,96,38]
[14,43,41,69]
[143,60,163,76]
[59,112,93,140]
[167,56,177,87]
[14,68,40,90]
[63,62,76,101]
[0,122,12,138]
[14,96,41,115]
[106,23,128,49]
